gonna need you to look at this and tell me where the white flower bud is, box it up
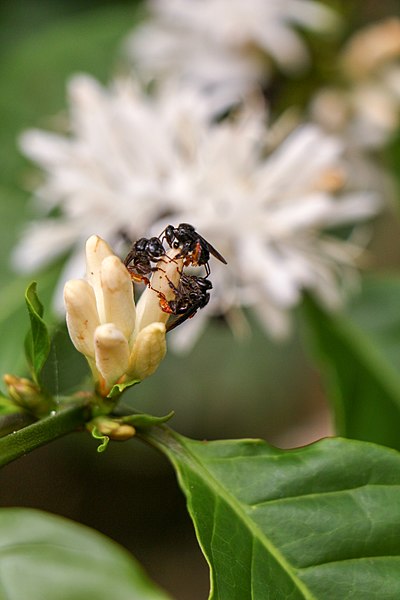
[101,255,136,341]
[64,235,181,395]
[64,279,99,357]
[94,323,130,391]
[85,235,114,323]
[128,322,167,381]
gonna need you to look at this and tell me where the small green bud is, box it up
[3,374,55,417]
[88,416,136,441]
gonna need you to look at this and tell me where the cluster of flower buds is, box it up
[64,226,225,397]
[3,374,55,417]
[64,235,181,397]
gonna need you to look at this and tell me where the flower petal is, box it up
[12,220,79,273]
[94,323,130,391]
[85,235,114,323]
[100,255,136,342]
[128,322,167,381]
[64,279,99,358]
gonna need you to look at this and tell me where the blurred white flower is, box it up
[164,120,380,343]
[310,18,400,206]
[125,0,339,111]
[64,235,182,395]
[340,17,400,81]
[14,74,215,301]
[312,18,400,150]
[15,74,380,345]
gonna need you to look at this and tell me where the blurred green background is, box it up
[1,1,400,598]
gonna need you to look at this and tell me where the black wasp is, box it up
[161,223,227,276]
[124,237,166,285]
[156,274,213,331]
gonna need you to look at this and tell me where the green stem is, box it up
[137,424,180,458]
[0,401,90,468]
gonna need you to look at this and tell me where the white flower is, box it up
[63,235,182,395]
[160,120,380,343]
[14,75,215,306]
[15,74,380,346]
[125,0,339,111]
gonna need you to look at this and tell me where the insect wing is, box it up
[166,300,202,332]
[199,235,227,265]
[123,247,136,267]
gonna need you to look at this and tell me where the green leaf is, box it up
[91,425,110,453]
[0,276,37,379]
[0,395,23,415]
[108,378,141,398]
[0,508,171,600]
[24,282,50,383]
[121,411,175,429]
[302,276,400,450]
[148,429,400,600]
[0,265,62,379]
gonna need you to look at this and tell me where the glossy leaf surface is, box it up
[24,282,50,382]
[150,428,400,599]
[0,508,171,600]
